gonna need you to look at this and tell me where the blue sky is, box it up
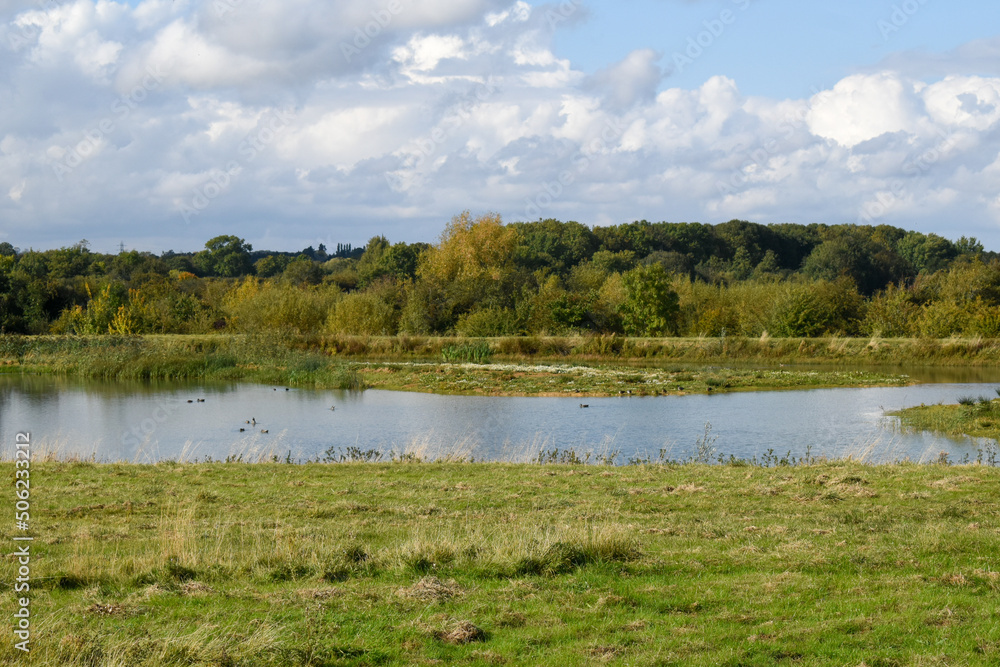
[553,1,1000,97]
[1,0,999,254]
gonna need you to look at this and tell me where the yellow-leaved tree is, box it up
[404,211,521,333]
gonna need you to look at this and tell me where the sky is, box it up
[1,0,1000,255]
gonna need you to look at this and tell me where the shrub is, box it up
[454,307,520,336]
[326,291,399,335]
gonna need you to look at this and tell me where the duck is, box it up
[239,428,245,432]
[196,398,205,403]
[261,429,269,434]
[579,404,589,408]
[187,399,193,403]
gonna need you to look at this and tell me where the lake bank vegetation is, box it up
[893,393,1000,444]
[2,459,998,665]
[2,214,997,342]
[0,333,913,396]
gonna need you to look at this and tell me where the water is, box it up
[0,373,997,464]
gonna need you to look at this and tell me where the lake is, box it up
[2,372,998,464]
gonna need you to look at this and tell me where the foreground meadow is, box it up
[2,461,999,665]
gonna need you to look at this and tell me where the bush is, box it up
[326,291,399,335]
[454,307,520,336]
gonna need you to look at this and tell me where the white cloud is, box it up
[3,1,1000,251]
[585,48,663,109]
[807,73,924,147]
[8,179,25,202]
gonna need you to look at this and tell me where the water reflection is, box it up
[0,373,995,464]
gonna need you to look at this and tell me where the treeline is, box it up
[1,213,997,338]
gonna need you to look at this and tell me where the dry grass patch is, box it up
[180,581,214,596]
[397,576,464,601]
[435,620,487,644]
[85,602,130,616]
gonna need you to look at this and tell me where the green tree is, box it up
[254,255,289,278]
[282,256,322,285]
[619,264,680,336]
[896,232,957,274]
[194,236,253,277]
[357,237,424,286]
[956,236,984,255]
[802,230,909,295]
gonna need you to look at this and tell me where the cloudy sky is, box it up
[2,0,1000,254]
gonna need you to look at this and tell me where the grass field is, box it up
[2,460,999,665]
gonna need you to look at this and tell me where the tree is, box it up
[282,255,322,285]
[416,211,522,322]
[619,264,680,336]
[254,254,289,278]
[802,229,908,295]
[509,219,598,273]
[896,232,957,274]
[956,236,984,255]
[194,235,253,277]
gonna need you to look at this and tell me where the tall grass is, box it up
[11,333,1000,373]
[0,333,369,390]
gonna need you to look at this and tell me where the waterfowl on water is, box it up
[261,429,269,434]
[579,404,589,408]
[196,398,205,402]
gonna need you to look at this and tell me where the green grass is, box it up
[0,334,913,396]
[892,395,1000,453]
[3,460,1000,665]
[351,361,909,396]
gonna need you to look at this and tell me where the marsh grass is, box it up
[11,333,1000,377]
[892,396,1000,466]
[1,334,915,397]
[2,459,999,665]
